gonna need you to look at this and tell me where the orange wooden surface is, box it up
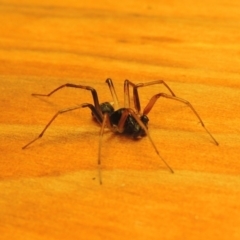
[1,0,240,239]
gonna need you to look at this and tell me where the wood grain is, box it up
[0,0,240,239]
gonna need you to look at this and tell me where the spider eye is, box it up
[100,102,114,114]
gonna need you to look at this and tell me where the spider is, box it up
[22,78,218,184]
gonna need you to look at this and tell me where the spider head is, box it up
[137,114,149,137]
[140,114,149,127]
[131,114,149,138]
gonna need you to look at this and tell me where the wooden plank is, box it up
[0,0,240,239]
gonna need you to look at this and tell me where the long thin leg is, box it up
[143,93,219,145]
[105,78,120,109]
[22,103,102,149]
[124,79,176,113]
[114,108,174,173]
[98,113,112,184]
[32,83,102,117]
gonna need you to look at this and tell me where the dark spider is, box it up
[22,78,219,184]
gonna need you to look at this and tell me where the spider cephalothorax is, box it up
[23,78,218,184]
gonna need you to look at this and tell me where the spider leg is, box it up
[143,93,219,145]
[124,79,176,113]
[22,103,102,149]
[97,110,129,184]
[32,83,102,117]
[98,113,113,184]
[115,108,174,173]
[105,78,120,109]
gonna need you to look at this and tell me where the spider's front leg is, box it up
[98,108,174,181]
